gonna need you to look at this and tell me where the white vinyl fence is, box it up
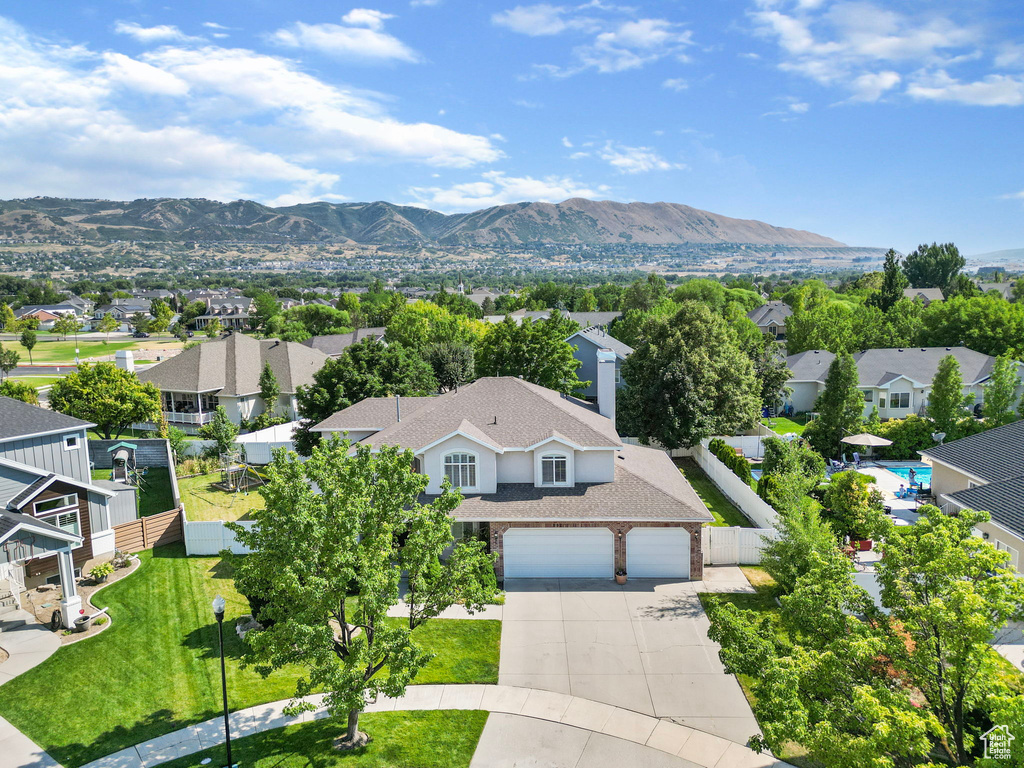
[693,441,779,529]
[701,526,777,565]
[183,515,255,556]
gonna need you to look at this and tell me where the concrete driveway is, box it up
[498,574,761,745]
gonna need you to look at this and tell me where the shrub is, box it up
[89,562,114,581]
[708,438,752,484]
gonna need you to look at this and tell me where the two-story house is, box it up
[136,332,328,431]
[566,326,632,402]
[920,420,1024,572]
[193,298,253,330]
[784,347,1024,419]
[0,397,136,626]
[746,301,793,340]
[312,363,712,581]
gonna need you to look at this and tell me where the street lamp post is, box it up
[212,594,234,768]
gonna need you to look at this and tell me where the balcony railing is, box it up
[164,410,215,425]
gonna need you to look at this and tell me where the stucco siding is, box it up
[496,451,533,483]
[787,382,820,412]
[575,450,615,483]
[422,435,498,494]
[928,462,975,499]
[974,521,1022,572]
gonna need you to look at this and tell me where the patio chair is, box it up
[853,452,861,467]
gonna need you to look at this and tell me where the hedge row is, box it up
[708,438,753,484]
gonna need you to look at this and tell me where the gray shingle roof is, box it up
[313,396,437,432]
[314,377,622,450]
[747,301,792,327]
[302,328,386,357]
[569,327,634,360]
[446,443,712,522]
[903,288,945,303]
[921,419,1024,482]
[946,474,1024,539]
[0,396,93,443]
[569,311,621,328]
[137,333,328,396]
[786,347,1015,387]
[0,508,82,545]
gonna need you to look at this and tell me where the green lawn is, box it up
[87,427,152,440]
[91,467,176,516]
[5,375,64,389]
[676,459,754,528]
[178,472,266,522]
[159,711,489,768]
[0,545,500,768]
[762,415,810,436]
[8,337,185,365]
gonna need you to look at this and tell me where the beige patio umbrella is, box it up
[841,433,893,447]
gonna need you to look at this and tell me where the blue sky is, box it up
[0,1,1021,253]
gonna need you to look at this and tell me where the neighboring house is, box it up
[59,294,94,316]
[136,332,329,431]
[301,327,386,357]
[566,326,632,401]
[193,297,253,330]
[14,308,63,329]
[569,311,621,329]
[784,347,1024,418]
[0,396,137,625]
[902,287,945,305]
[94,298,152,320]
[15,303,81,321]
[977,281,1016,300]
[921,420,1024,572]
[746,301,792,339]
[312,370,712,581]
[133,289,175,301]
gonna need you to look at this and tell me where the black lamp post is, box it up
[212,594,234,768]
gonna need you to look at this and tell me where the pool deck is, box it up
[855,464,924,523]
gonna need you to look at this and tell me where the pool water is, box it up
[886,465,932,486]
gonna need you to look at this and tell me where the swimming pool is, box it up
[885,465,932,486]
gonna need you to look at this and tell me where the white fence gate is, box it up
[183,517,256,556]
[702,526,777,565]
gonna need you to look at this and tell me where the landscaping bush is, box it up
[707,438,752,484]
[175,456,219,478]
[761,437,825,483]
[864,415,937,460]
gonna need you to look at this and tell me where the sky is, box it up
[0,1,1021,254]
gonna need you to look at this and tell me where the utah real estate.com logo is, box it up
[982,724,1015,761]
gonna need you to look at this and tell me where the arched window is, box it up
[541,454,568,486]
[444,452,477,488]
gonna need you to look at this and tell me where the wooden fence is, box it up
[112,507,184,553]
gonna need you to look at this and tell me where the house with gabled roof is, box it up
[0,397,136,626]
[785,347,1024,419]
[921,419,1024,572]
[312,370,712,581]
[136,332,328,432]
[301,327,386,357]
[902,287,945,305]
[746,301,792,339]
[566,326,632,402]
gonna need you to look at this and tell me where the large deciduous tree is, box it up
[982,354,1021,426]
[475,315,587,396]
[803,352,863,458]
[228,438,497,749]
[424,342,475,392]
[49,362,160,439]
[927,353,969,439]
[97,312,119,341]
[903,242,966,290]
[866,248,909,312]
[617,301,760,449]
[294,339,437,454]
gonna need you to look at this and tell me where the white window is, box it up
[34,493,78,516]
[879,397,887,409]
[49,510,81,537]
[614,367,621,385]
[63,434,79,451]
[444,453,477,489]
[892,392,910,409]
[995,540,1020,570]
[541,454,568,486]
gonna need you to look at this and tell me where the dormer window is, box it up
[444,452,477,489]
[541,454,568,486]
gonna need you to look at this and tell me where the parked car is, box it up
[132,331,149,338]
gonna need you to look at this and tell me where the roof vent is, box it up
[897,348,903,352]
[921,348,925,352]
[946,347,951,351]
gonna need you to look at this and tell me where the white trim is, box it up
[63,433,80,452]
[0,424,95,445]
[33,493,78,518]
[525,435,585,452]
[539,453,571,487]
[420,430,504,455]
[0,455,116,498]
[0,517,83,546]
[312,425,382,434]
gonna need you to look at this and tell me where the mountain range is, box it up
[0,197,845,248]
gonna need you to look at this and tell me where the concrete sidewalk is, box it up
[0,610,62,686]
[0,716,62,768]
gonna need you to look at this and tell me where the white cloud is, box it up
[598,141,684,173]
[411,0,442,6]
[561,136,573,147]
[408,170,611,211]
[101,53,190,96]
[848,70,900,101]
[1000,190,1024,201]
[663,77,688,91]
[202,22,231,31]
[113,21,199,44]
[907,71,1024,106]
[788,100,810,112]
[494,4,693,75]
[269,15,419,63]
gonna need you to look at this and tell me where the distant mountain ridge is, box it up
[0,196,846,247]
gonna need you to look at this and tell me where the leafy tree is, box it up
[760,501,842,594]
[876,505,1024,764]
[259,362,280,417]
[475,316,587,396]
[1013,280,1024,303]
[760,436,825,482]
[575,289,597,312]
[51,314,81,341]
[179,299,207,326]
[865,414,939,460]
[294,340,437,454]
[918,295,1024,358]
[424,342,475,392]
[386,302,484,351]
[944,272,980,300]
[821,470,885,540]
[198,406,240,455]
[0,302,18,332]
[280,304,352,337]
[204,317,223,338]
[49,363,160,439]
[620,273,667,313]
[149,301,175,335]
[618,301,760,449]
[358,282,406,327]
[480,296,495,315]
[0,379,39,405]
[19,329,36,365]
[982,353,1021,426]
[129,312,150,334]
[743,332,791,411]
[249,291,281,335]
[97,312,119,341]
[927,353,969,439]
[903,241,966,290]
[0,343,19,380]
[865,248,908,312]
[431,288,484,319]
[802,353,863,458]
[227,438,496,748]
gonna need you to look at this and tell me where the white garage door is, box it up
[627,528,690,578]
[503,528,614,578]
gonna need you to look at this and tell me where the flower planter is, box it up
[615,573,627,585]
[74,615,94,633]
[858,539,873,552]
